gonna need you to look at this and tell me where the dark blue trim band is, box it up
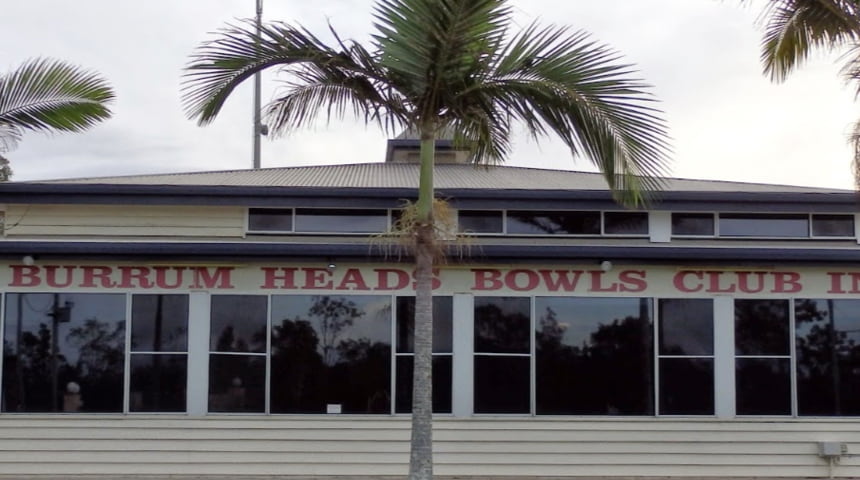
[3,241,860,265]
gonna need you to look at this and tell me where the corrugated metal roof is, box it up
[25,162,850,193]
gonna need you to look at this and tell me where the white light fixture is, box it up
[22,255,35,266]
[599,260,613,272]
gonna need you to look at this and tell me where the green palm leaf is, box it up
[0,58,114,152]
[750,0,860,81]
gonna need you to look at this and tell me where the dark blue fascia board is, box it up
[0,183,857,211]
[4,241,860,265]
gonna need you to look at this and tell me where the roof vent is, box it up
[385,129,470,164]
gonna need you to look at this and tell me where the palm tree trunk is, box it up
[409,130,435,480]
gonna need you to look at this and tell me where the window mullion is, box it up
[186,291,210,416]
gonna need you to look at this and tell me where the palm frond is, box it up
[758,0,860,81]
[0,58,114,148]
[0,122,20,153]
[467,23,670,205]
[183,20,401,127]
[371,0,510,118]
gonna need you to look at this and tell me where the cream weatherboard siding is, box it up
[0,416,856,477]
[2,205,246,238]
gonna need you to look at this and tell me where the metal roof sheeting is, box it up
[25,163,849,193]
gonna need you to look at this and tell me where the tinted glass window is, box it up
[735,299,791,415]
[458,210,503,233]
[210,295,268,353]
[396,296,453,353]
[671,213,715,236]
[248,208,293,232]
[795,299,860,415]
[736,358,791,415]
[475,356,530,413]
[812,214,854,237]
[735,299,790,355]
[131,294,188,352]
[507,211,601,235]
[657,299,714,416]
[395,356,452,414]
[130,294,189,413]
[720,214,808,237]
[294,208,388,233]
[474,297,530,353]
[208,354,266,413]
[129,354,187,412]
[535,297,653,415]
[2,293,126,413]
[270,295,391,414]
[659,299,713,356]
[209,295,268,413]
[659,358,714,415]
[603,212,648,235]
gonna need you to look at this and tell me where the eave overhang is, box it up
[3,241,860,265]
[0,183,857,212]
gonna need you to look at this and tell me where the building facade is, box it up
[0,160,859,478]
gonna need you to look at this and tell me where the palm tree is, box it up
[182,0,670,478]
[0,58,114,157]
[743,0,860,180]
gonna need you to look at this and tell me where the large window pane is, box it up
[736,358,791,415]
[210,295,268,353]
[734,299,791,415]
[720,214,808,237]
[129,354,187,412]
[131,294,188,352]
[395,296,453,414]
[270,295,391,414]
[735,299,790,355]
[474,356,530,413]
[659,358,714,415]
[507,211,600,235]
[2,293,126,413]
[535,297,653,415]
[130,294,189,413]
[795,299,860,415]
[396,296,453,353]
[208,354,266,412]
[657,299,714,416]
[474,297,530,354]
[395,356,452,414]
[659,299,713,356]
[294,208,388,233]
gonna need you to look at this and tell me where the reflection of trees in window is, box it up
[535,297,653,415]
[270,295,391,414]
[474,297,531,414]
[129,294,188,412]
[506,211,601,235]
[208,295,268,413]
[734,299,791,415]
[2,293,125,413]
[657,299,714,415]
[795,299,860,415]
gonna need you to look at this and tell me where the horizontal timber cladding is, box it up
[0,417,857,477]
[3,205,246,238]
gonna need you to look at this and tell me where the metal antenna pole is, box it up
[252,0,263,169]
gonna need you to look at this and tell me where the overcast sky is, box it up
[2,0,858,189]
